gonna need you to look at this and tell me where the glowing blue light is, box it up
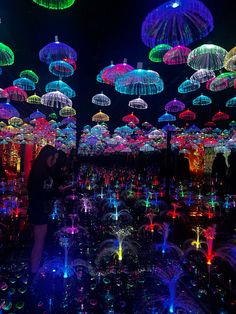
[172,1,179,8]
[169,304,174,313]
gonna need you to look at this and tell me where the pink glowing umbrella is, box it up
[122,113,139,125]
[163,45,191,65]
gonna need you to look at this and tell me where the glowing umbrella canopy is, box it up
[49,60,74,77]
[149,44,172,62]
[101,59,134,86]
[92,110,109,123]
[122,113,139,125]
[179,109,196,120]
[41,91,72,108]
[163,45,191,65]
[141,0,214,47]
[190,69,215,83]
[224,46,236,72]
[0,101,20,119]
[187,44,227,70]
[59,106,76,117]
[33,0,75,10]
[212,111,229,122]
[178,79,200,93]
[0,43,14,66]
[165,98,185,112]
[128,97,148,109]
[13,78,35,91]
[20,70,39,83]
[226,96,236,107]
[96,61,114,83]
[2,86,27,102]
[158,112,176,122]
[92,92,111,106]
[192,94,212,105]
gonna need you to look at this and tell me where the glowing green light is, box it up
[0,42,14,66]
[33,0,75,10]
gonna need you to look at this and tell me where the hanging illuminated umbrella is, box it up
[128,97,148,109]
[226,96,236,107]
[92,110,109,123]
[187,44,227,70]
[96,61,114,83]
[212,111,229,122]
[92,92,111,106]
[13,78,35,91]
[158,112,176,122]
[59,106,76,117]
[149,44,172,62]
[39,36,77,64]
[8,117,23,127]
[20,70,39,83]
[190,69,215,83]
[0,43,14,66]
[204,121,216,127]
[224,47,236,72]
[192,94,212,105]
[179,109,196,121]
[163,46,191,65]
[141,0,214,47]
[45,80,70,93]
[2,86,27,102]
[178,79,200,93]
[41,91,72,108]
[27,94,41,105]
[0,100,20,119]
[122,113,139,125]
[115,63,164,95]
[101,59,134,86]
[33,0,75,10]
[164,98,185,112]
[49,60,74,77]
[30,110,46,120]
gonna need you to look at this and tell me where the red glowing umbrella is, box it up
[122,113,140,125]
[204,121,216,127]
[179,109,196,121]
[212,111,230,122]
[2,86,27,102]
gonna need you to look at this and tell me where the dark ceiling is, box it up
[0,0,235,131]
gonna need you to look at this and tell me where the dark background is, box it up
[0,0,235,132]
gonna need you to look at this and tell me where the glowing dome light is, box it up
[33,0,75,10]
[41,91,72,108]
[122,113,140,125]
[96,61,114,83]
[206,72,236,92]
[13,78,36,91]
[101,59,134,86]
[27,94,42,105]
[60,86,76,98]
[179,109,196,120]
[187,44,227,70]
[92,92,111,106]
[149,44,172,62]
[45,80,70,93]
[49,60,74,77]
[158,112,176,122]
[20,70,39,83]
[163,46,191,65]
[30,109,46,120]
[39,36,77,64]
[226,96,236,107]
[224,47,236,72]
[8,117,23,127]
[212,111,229,122]
[178,79,200,93]
[2,86,27,102]
[190,69,215,83]
[0,100,20,119]
[128,97,148,109]
[115,67,164,95]
[59,106,76,117]
[0,43,14,66]
[92,110,109,123]
[164,98,185,112]
[192,94,212,105]
[141,0,214,48]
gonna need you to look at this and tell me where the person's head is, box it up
[29,145,58,180]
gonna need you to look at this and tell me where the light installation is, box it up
[60,86,76,98]
[39,36,77,64]
[41,91,72,108]
[224,46,236,72]
[30,110,46,120]
[0,101,20,119]
[164,98,185,112]
[101,60,134,86]
[179,109,196,120]
[149,44,172,62]
[2,86,27,102]
[92,110,109,123]
[92,92,111,106]
[226,96,236,107]
[0,43,14,66]
[141,0,214,48]
[190,69,215,83]
[26,94,41,105]
[115,66,164,95]
[33,0,75,10]
[212,111,229,122]
[20,70,39,83]
[178,79,200,93]
[192,94,212,106]
[122,113,140,125]
[8,117,23,127]
[158,112,176,122]
[128,97,148,109]
[187,44,227,70]
[13,78,36,91]
[59,106,76,117]
[163,46,191,65]
[45,80,70,93]
[49,60,74,77]
[96,61,114,83]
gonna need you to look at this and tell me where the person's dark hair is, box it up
[28,145,57,187]
[55,150,67,170]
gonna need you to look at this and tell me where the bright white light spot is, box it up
[172,2,179,8]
